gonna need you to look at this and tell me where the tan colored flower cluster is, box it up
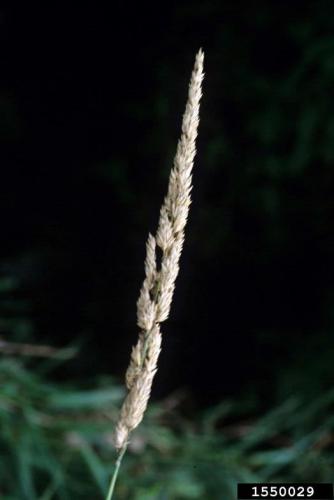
[114,49,204,450]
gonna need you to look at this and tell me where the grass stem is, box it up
[105,444,127,500]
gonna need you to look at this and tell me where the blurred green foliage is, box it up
[1,277,333,499]
[0,356,333,499]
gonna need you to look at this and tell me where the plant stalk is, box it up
[105,444,127,500]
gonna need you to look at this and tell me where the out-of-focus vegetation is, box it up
[0,355,333,499]
[0,278,333,499]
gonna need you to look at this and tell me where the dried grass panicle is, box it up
[114,49,204,451]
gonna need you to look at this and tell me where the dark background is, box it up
[1,2,334,410]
